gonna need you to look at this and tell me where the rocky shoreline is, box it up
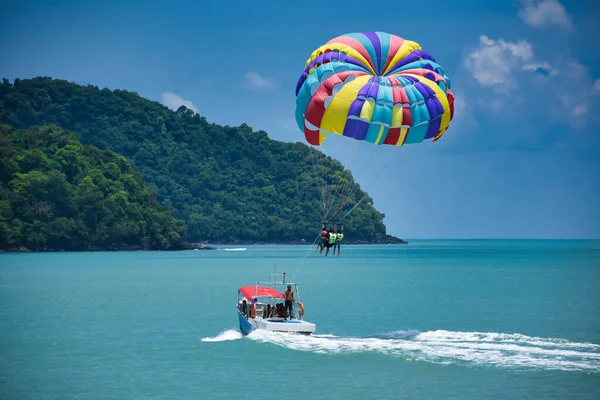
[1,235,408,252]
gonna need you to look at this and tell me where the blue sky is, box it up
[2,0,599,238]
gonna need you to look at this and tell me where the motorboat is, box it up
[236,270,316,336]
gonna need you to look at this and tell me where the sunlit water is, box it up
[1,241,599,399]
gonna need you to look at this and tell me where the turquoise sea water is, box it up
[1,240,599,399]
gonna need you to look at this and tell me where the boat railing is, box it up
[257,270,290,285]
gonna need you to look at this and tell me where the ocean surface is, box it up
[1,240,599,399]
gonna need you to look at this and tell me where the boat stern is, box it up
[256,318,316,335]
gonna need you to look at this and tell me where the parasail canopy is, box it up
[295,31,455,147]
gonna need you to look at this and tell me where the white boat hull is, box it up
[251,317,316,335]
[237,308,315,335]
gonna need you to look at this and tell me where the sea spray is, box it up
[201,329,243,342]
[243,329,600,372]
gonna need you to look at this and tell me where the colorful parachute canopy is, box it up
[295,32,455,146]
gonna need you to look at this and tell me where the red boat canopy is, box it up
[238,286,284,300]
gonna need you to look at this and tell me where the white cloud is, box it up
[559,95,588,128]
[554,63,600,123]
[571,103,588,117]
[463,36,600,128]
[592,79,600,94]
[567,60,587,81]
[447,90,477,130]
[461,2,597,135]
[558,92,591,128]
[161,92,198,113]
[434,90,479,146]
[489,99,504,112]
[522,61,558,76]
[463,36,553,89]
[243,72,278,90]
[518,0,573,30]
[453,92,467,118]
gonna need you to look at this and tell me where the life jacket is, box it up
[336,233,343,242]
[328,233,337,244]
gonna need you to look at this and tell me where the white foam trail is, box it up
[416,330,600,350]
[201,329,243,342]
[247,329,600,372]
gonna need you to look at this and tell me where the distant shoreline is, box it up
[0,236,409,253]
[206,235,408,246]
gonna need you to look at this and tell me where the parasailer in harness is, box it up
[317,226,328,253]
[333,229,343,256]
[324,229,337,256]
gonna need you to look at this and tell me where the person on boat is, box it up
[334,229,343,256]
[324,229,337,256]
[284,284,294,319]
[249,297,258,318]
[275,303,286,318]
[240,299,248,317]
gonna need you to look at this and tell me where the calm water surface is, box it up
[1,240,599,399]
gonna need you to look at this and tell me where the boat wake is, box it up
[201,329,243,342]
[246,329,600,372]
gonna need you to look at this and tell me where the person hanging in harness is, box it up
[333,229,343,256]
[324,228,337,256]
[319,227,330,254]
[317,225,328,253]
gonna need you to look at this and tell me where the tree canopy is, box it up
[0,124,186,250]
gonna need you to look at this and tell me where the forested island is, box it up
[0,77,406,251]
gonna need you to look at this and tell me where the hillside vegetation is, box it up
[0,77,395,248]
[0,124,186,250]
